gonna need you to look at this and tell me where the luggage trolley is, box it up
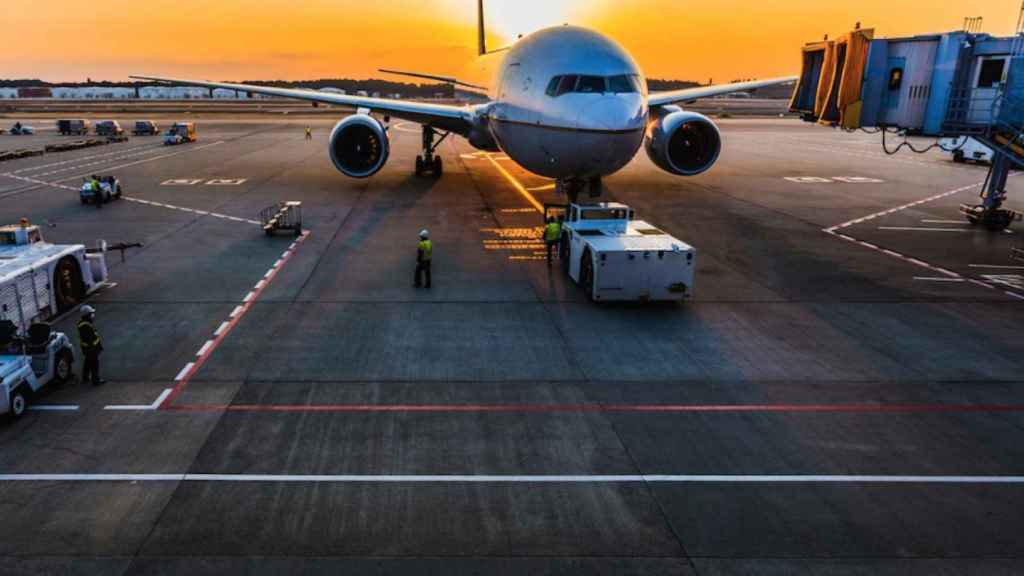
[259,202,303,236]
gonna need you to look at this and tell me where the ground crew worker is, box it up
[543,216,562,264]
[414,229,432,289]
[305,126,312,140]
[76,305,105,386]
[90,175,102,208]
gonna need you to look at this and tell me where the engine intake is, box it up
[644,108,721,176]
[329,114,390,178]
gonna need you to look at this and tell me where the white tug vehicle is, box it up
[0,221,108,328]
[552,202,696,302]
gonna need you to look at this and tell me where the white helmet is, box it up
[419,229,429,239]
[80,305,96,316]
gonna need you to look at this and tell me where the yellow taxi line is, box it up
[484,153,545,214]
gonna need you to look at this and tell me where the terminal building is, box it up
[791,25,1024,231]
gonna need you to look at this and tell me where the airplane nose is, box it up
[577,96,643,132]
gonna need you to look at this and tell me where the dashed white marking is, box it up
[104,388,173,411]
[174,364,195,382]
[214,321,230,336]
[243,292,255,303]
[254,280,266,290]
[914,277,966,282]
[273,259,284,268]
[263,269,275,279]
[230,306,244,318]
[922,219,968,224]
[969,264,1024,270]
[27,405,80,412]
[197,340,215,357]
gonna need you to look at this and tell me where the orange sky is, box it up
[4,0,1020,84]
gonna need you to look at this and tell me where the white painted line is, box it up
[878,227,971,232]
[969,264,1024,270]
[1006,291,1024,300]
[289,242,298,250]
[914,277,966,282]
[104,388,173,411]
[254,280,265,290]
[151,388,173,409]
[243,292,255,303]
[921,219,968,224]
[27,405,80,412]
[230,305,245,318]
[174,363,195,382]
[274,259,284,268]
[197,340,215,357]
[263,269,275,279]
[1,473,1024,484]
[214,321,230,336]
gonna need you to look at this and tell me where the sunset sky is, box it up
[5,0,1020,85]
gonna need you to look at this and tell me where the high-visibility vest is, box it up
[544,222,561,241]
[418,239,432,261]
[91,179,100,192]
[77,319,102,350]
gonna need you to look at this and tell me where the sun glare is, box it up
[484,0,581,42]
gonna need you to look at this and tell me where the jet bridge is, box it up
[791,26,1024,231]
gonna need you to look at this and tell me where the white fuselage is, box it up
[483,26,648,179]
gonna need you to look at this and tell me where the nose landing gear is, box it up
[556,176,603,203]
[415,125,450,178]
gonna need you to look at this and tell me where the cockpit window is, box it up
[607,74,642,94]
[546,74,641,97]
[576,76,605,93]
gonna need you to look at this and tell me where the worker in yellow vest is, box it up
[414,229,432,288]
[305,126,312,140]
[76,305,105,386]
[543,216,562,264]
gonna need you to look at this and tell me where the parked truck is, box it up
[57,119,91,136]
[164,122,197,145]
[95,120,124,136]
[551,202,696,302]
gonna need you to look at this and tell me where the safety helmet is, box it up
[419,229,429,239]
[80,305,96,316]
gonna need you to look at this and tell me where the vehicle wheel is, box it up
[953,150,965,164]
[433,156,443,177]
[415,155,424,176]
[580,249,594,301]
[115,184,123,198]
[80,197,88,205]
[53,256,84,314]
[53,349,74,385]
[9,388,28,419]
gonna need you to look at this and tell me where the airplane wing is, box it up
[648,76,798,108]
[130,75,480,135]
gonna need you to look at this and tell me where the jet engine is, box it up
[328,114,390,178]
[644,107,721,176]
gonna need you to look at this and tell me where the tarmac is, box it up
[0,114,1023,575]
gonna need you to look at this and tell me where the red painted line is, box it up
[163,403,1024,414]
[159,231,310,409]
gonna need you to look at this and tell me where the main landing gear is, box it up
[556,176,603,203]
[415,125,449,178]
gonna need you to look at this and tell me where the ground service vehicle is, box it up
[553,203,696,302]
[9,123,33,135]
[941,136,994,164]
[164,122,196,145]
[132,121,159,135]
[57,119,91,135]
[79,176,123,205]
[0,320,75,420]
[0,223,109,328]
[95,120,124,136]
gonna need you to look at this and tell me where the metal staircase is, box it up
[943,32,1024,230]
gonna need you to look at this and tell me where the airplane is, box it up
[133,0,795,202]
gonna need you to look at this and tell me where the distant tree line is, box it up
[0,78,454,98]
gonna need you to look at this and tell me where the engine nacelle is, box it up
[644,107,721,176]
[328,114,390,178]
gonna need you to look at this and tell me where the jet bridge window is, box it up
[977,58,1007,88]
